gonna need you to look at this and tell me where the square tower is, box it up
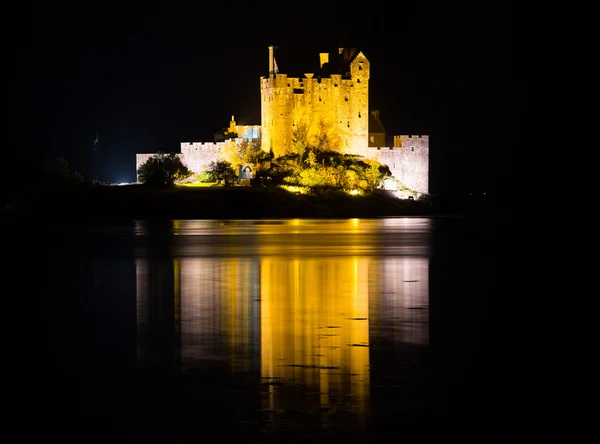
[260,46,369,158]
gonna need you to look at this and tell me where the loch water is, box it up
[5,216,522,441]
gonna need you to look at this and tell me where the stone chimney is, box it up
[319,53,329,68]
[268,45,276,76]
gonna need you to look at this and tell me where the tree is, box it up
[206,160,237,186]
[44,156,70,181]
[311,118,342,152]
[220,138,262,171]
[292,121,310,164]
[44,156,84,186]
[137,152,193,186]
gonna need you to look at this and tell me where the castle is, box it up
[136,46,429,194]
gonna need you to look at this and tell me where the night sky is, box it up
[12,1,514,195]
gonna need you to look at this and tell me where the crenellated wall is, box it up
[367,136,429,194]
[180,141,224,173]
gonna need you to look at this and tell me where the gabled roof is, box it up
[269,46,366,79]
[317,47,361,79]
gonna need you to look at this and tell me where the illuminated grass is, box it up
[177,182,218,188]
[279,184,309,194]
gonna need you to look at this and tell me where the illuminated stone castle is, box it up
[136,46,429,194]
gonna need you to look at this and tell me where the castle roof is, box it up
[272,46,362,80]
[317,47,360,79]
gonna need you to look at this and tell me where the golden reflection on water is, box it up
[135,218,430,428]
[260,256,371,426]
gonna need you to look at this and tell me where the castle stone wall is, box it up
[367,135,429,194]
[136,137,259,182]
[180,142,223,173]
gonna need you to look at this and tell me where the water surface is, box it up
[6,217,506,441]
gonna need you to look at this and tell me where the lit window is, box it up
[370,136,374,143]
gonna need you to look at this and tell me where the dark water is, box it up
[5,216,524,441]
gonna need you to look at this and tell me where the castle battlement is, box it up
[181,141,224,151]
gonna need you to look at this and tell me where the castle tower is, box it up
[347,51,369,157]
[260,45,293,157]
[260,46,370,158]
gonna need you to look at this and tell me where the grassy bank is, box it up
[1,183,495,221]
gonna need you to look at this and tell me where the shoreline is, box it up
[1,183,500,222]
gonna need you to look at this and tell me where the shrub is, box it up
[137,152,193,186]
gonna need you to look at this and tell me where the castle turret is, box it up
[348,51,370,156]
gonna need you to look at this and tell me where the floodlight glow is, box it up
[280,185,307,194]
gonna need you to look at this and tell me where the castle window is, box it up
[411,146,415,151]
[358,65,362,70]
[319,95,322,101]
[334,83,338,87]
[347,121,350,128]
[358,112,361,118]
[344,95,348,101]
[357,78,361,83]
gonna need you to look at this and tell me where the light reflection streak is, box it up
[135,218,430,429]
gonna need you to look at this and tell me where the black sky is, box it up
[11,1,514,194]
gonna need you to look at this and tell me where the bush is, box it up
[43,156,85,186]
[195,171,213,183]
[137,152,193,186]
[206,160,237,186]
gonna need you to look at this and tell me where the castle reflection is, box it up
[135,219,429,427]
